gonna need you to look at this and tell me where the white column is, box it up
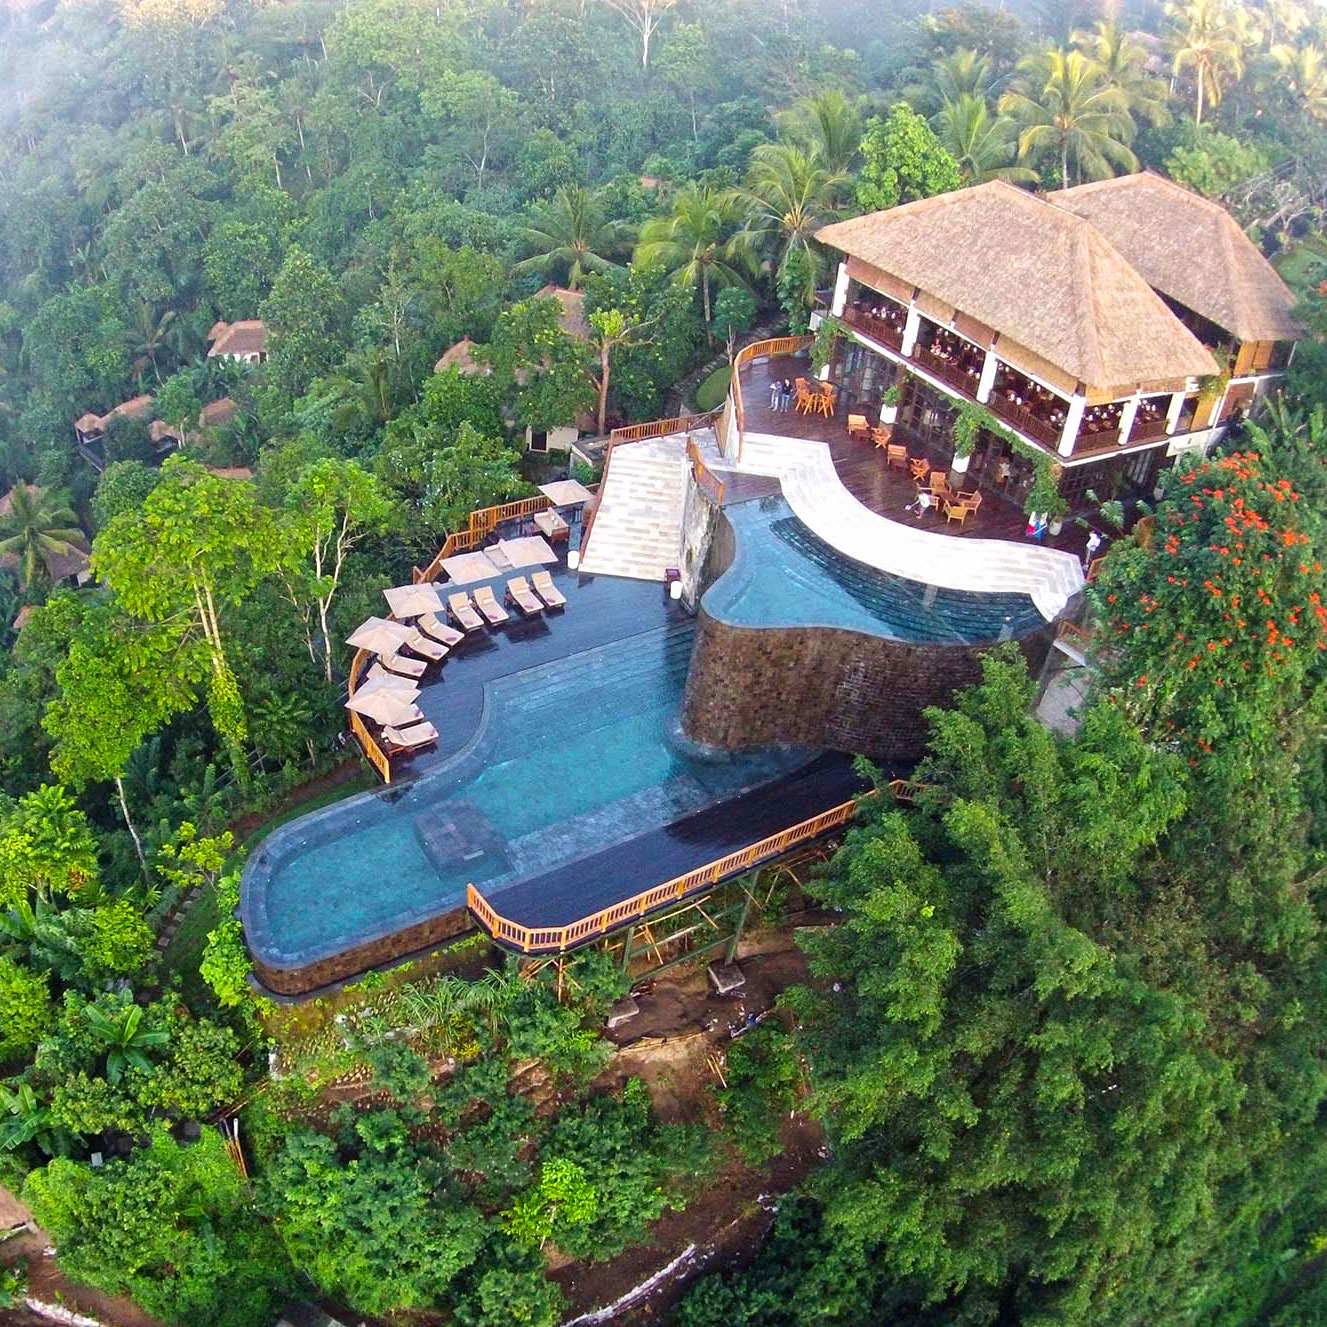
[1165,388,1187,434]
[1117,393,1141,446]
[901,302,921,357]
[1058,394,1086,458]
[976,349,999,403]
[831,262,850,317]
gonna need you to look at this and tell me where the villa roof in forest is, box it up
[207,319,269,357]
[1048,172,1303,343]
[817,180,1223,398]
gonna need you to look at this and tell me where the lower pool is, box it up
[242,619,813,969]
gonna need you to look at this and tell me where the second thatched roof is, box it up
[817,180,1221,399]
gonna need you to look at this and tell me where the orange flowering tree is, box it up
[1090,436,1327,772]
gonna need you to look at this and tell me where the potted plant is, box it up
[810,315,844,377]
[950,402,988,474]
[1024,457,1067,530]
[880,384,901,426]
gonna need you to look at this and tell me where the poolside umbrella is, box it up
[537,479,594,508]
[346,616,413,654]
[355,672,419,699]
[440,550,501,584]
[383,581,445,618]
[345,688,421,726]
[496,535,558,569]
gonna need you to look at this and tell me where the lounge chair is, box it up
[474,585,510,626]
[448,592,484,632]
[403,628,447,662]
[531,570,567,609]
[506,577,544,617]
[379,650,426,678]
[885,443,908,469]
[417,613,464,647]
[381,720,439,752]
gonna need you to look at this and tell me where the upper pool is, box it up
[241,613,815,972]
[703,496,1046,644]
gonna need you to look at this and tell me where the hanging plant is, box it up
[810,314,845,375]
[1024,455,1067,519]
[951,402,995,459]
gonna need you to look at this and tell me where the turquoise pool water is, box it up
[703,496,1045,643]
[243,620,812,968]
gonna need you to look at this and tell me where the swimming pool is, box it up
[703,496,1046,643]
[241,618,815,971]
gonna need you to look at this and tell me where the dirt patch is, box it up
[553,928,828,1322]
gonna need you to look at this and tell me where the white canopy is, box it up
[383,582,445,618]
[346,616,414,653]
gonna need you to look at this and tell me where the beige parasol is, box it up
[346,617,414,653]
[383,582,445,618]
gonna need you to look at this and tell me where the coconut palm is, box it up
[774,88,864,176]
[1270,42,1327,120]
[999,48,1139,186]
[636,185,748,342]
[1074,19,1173,126]
[932,48,1003,105]
[1166,0,1247,125]
[735,143,847,312]
[933,94,1038,184]
[0,486,87,590]
[513,186,631,291]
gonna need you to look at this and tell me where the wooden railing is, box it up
[729,335,814,462]
[609,411,717,446]
[467,775,924,953]
[687,436,724,505]
[841,306,904,352]
[1073,425,1122,456]
[415,494,554,583]
[347,647,391,783]
[912,343,982,397]
[987,392,1061,450]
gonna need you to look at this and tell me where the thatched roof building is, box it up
[207,319,269,359]
[434,336,488,376]
[535,284,590,340]
[817,181,1220,401]
[1047,172,1303,344]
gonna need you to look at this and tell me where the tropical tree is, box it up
[1074,19,1172,125]
[0,487,87,591]
[774,88,864,176]
[1269,42,1327,120]
[1166,0,1247,125]
[635,185,747,341]
[514,187,630,291]
[736,144,846,314]
[932,94,1037,184]
[1000,48,1139,185]
[931,47,1003,105]
[856,103,962,211]
[83,999,170,1085]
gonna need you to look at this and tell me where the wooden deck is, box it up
[739,355,1091,559]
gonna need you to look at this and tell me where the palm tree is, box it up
[1075,20,1173,126]
[84,999,169,1084]
[130,304,178,384]
[1166,0,1247,125]
[636,185,748,342]
[325,349,402,436]
[513,187,631,290]
[999,49,1139,186]
[775,88,864,176]
[0,486,87,590]
[735,143,847,313]
[932,48,1002,105]
[1270,42,1327,120]
[933,94,1038,185]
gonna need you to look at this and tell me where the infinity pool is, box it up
[704,496,1045,643]
[242,618,814,970]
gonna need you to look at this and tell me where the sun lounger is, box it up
[402,628,447,662]
[531,570,567,609]
[506,576,543,616]
[448,592,485,632]
[381,720,439,752]
[418,613,464,647]
[474,584,510,625]
[379,650,426,678]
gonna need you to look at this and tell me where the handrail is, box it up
[687,436,724,505]
[415,493,554,583]
[347,647,391,783]
[467,793,866,953]
[728,335,814,463]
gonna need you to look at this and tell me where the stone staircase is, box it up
[579,435,696,581]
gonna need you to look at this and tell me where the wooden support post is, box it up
[619,924,636,972]
[725,896,751,964]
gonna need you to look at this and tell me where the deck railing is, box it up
[465,776,921,953]
[347,647,392,783]
[987,392,1061,451]
[687,436,725,505]
[415,494,555,583]
[729,335,814,462]
[841,307,904,352]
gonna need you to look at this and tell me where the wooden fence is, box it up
[347,647,392,783]
[414,494,555,583]
[728,336,814,462]
[466,776,923,953]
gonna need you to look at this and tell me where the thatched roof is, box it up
[1048,173,1303,344]
[0,483,39,518]
[817,181,1221,398]
[535,285,590,340]
[207,320,268,357]
[199,396,239,428]
[434,337,489,377]
[74,411,104,434]
[110,394,155,422]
